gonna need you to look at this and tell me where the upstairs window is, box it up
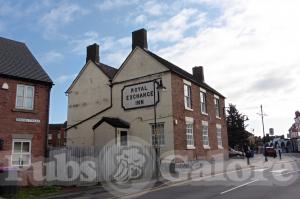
[16,84,34,110]
[200,89,207,114]
[214,95,221,118]
[184,82,192,110]
[202,121,209,148]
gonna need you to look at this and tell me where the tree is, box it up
[226,104,250,149]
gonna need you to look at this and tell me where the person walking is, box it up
[278,146,282,160]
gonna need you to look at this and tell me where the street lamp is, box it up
[153,79,166,182]
[257,105,268,162]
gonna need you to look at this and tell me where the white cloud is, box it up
[134,14,147,24]
[148,8,206,43]
[40,3,88,39]
[96,0,139,11]
[144,1,167,16]
[70,31,100,55]
[69,32,131,68]
[154,0,300,135]
[41,50,64,63]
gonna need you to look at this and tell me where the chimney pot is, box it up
[86,43,100,63]
[192,66,205,82]
[132,28,148,50]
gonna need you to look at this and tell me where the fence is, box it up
[46,145,156,186]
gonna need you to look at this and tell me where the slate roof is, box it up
[95,62,118,79]
[143,49,224,97]
[93,117,130,130]
[0,37,53,84]
[49,122,67,131]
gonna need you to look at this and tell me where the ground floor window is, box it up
[11,139,31,166]
[120,131,128,146]
[202,121,209,148]
[216,124,223,148]
[151,123,165,146]
[186,117,195,148]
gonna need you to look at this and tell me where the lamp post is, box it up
[257,105,268,162]
[153,79,166,182]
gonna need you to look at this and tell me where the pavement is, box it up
[39,153,300,199]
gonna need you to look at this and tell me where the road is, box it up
[42,154,300,199]
[130,154,300,199]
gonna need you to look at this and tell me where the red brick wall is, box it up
[0,77,51,167]
[171,73,228,160]
[48,125,66,147]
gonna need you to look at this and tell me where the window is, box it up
[48,134,52,146]
[120,131,128,146]
[184,83,192,109]
[151,123,165,146]
[216,124,223,148]
[202,121,209,148]
[16,85,34,110]
[11,139,31,166]
[200,89,207,114]
[186,117,194,148]
[214,96,221,118]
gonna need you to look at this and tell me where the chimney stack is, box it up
[86,43,100,63]
[132,28,148,50]
[192,66,205,82]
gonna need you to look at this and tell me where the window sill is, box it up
[203,145,210,149]
[218,146,224,149]
[216,116,221,120]
[201,112,208,116]
[12,108,37,113]
[187,145,195,149]
[185,107,193,111]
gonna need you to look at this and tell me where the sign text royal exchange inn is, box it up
[122,80,159,110]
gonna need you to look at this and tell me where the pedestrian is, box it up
[278,146,282,160]
[246,150,251,165]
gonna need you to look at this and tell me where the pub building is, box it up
[66,29,228,160]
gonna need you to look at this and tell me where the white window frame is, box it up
[185,117,195,149]
[216,124,223,149]
[151,122,165,147]
[11,139,32,167]
[15,84,35,110]
[214,95,221,119]
[202,121,210,149]
[183,80,193,111]
[200,88,208,115]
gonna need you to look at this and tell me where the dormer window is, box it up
[16,84,34,110]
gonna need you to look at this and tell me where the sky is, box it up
[1,0,299,137]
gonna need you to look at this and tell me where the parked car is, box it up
[229,148,244,158]
[265,147,277,158]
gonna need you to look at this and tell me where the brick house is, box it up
[48,122,67,147]
[0,37,52,168]
[66,29,228,160]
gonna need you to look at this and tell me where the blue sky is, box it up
[1,0,300,136]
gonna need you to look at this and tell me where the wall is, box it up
[67,61,111,126]
[94,122,115,147]
[171,73,228,160]
[0,76,51,167]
